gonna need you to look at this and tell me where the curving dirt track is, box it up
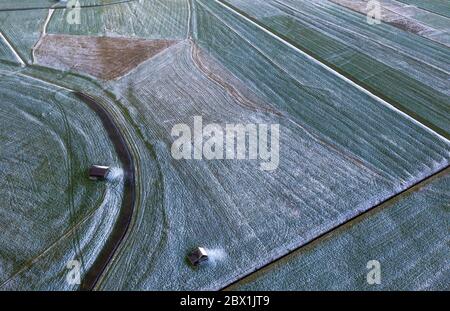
[73,92,135,291]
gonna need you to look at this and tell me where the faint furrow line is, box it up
[15,72,73,92]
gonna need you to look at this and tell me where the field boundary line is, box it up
[214,0,450,144]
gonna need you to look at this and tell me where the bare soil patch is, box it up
[35,34,177,80]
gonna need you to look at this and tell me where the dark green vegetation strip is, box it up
[74,92,135,291]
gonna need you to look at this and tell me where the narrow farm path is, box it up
[73,92,136,291]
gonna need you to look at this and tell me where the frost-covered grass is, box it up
[0,0,126,10]
[329,0,450,47]
[0,36,14,62]
[0,0,448,291]
[87,0,450,290]
[396,0,450,18]
[47,0,190,40]
[224,0,450,137]
[228,170,450,290]
[0,9,47,63]
[0,67,122,290]
[85,35,448,290]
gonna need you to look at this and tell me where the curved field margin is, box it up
[74,92,135,291]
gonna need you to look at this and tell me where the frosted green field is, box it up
[0,0,449,291]
[228,169,450,291]
[397,0,450,18]
[0,39,13,61]
[225,0,450,137]
[47,0,190,40]
[0,1,129,10]
[0,66,123,290]
[328,0,450,46]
